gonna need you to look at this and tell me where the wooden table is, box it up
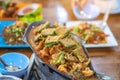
[0,0,120,80]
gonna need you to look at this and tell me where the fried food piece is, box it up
[82,67,94,77]
[39,47,49,58]
[58,64,67,73]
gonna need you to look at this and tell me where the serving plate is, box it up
[0,20,29,48]
[66,20,118,48]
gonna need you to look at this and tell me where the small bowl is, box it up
[0,52,29,77]
[0,75,22,80]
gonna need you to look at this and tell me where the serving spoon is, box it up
[100,1,112,30]
[0,57,21,72]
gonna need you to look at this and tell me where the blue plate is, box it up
[0,20,29,48]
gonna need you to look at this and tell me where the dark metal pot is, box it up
[23,21,115,80]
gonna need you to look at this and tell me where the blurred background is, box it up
[0,0,120,80]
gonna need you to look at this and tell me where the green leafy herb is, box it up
[19,8,43,23]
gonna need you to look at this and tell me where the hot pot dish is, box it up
[27,22,101,80]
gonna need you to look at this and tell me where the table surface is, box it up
[0,0,120,80]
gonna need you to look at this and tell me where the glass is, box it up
[94,0,118,13]
[71,0,89,10]
[71,0,100,20]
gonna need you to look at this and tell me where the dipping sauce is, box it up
[6,66,20,72]
[23,7,34,14]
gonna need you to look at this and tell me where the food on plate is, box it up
[19,7,42,23]
[0,2,43,23]
[18,4,43,23]
[3,21,28,44]
[17,3,39,16]
[0,2,18,18]
[28,22,100,80]
[70,23,108,44]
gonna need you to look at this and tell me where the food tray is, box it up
[0,20,29,48]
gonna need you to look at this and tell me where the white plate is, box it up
[18,3,39,16]
[66,20,118,48]
[72,3,100,20]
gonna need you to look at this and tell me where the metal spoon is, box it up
[0,57,21,72]
[100,1,112,30]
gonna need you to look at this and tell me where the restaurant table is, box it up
[0,0,120,80]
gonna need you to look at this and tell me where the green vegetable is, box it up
[2,2,9,8]
[35,15,43,21]
[93,28,101,32]
[28,17,35,23]
[19,8,43,23]
[84,35,89,41]
[56,27,70,38]
[56,51,65,64]
[12,27,23,33]
[73,49,84,62]
[33,8,42,16]
[59,38,77,48]
[34,34,42,41]
[19,17,28,22]
[38,21,50,32]
[45,42,57,47]
[73,27,79,34]
[41,28,56,36]
[19,27,24,32]
[73,67,79,72]
[45,36,60,47]
[51,51,65,65]
[50,51,65,65]
[15,32,19,37]
[8,38,13,42]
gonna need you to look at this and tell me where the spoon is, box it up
[0,57,21,71]
[100,1,112,30]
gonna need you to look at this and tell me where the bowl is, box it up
[0,52,29,77]
[0,75,22,80]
